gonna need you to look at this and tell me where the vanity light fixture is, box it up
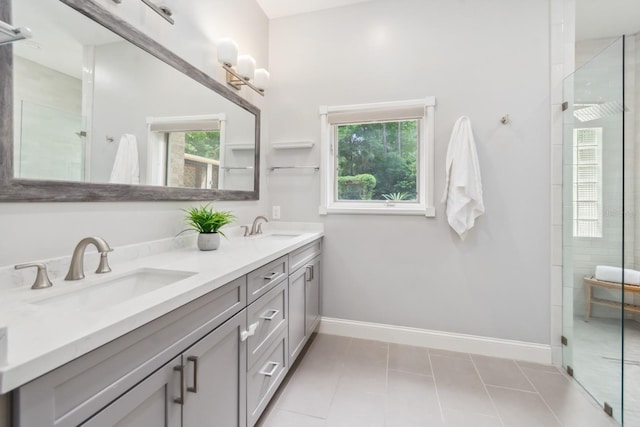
[216,38,268,96]
[140,0,174,24]
[0,20,32,46]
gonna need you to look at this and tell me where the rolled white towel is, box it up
[595,265,640,285]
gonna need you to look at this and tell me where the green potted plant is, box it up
[182,204,236,251]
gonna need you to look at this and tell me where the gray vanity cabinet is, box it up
[182,309,247,427]
[14,276,247,427]
[288,241,323,363]
[81,355,182,427]
[305,256,321,336]
[12,238,323,427]
[83,310,247,427]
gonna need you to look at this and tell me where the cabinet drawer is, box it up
[247,280,288,368]
[247,330,288,426]
[247,255,288,303]
[289,239,322,273]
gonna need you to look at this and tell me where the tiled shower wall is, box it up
[12,56,84,181]
[565,36,638,322]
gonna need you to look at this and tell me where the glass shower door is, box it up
[562,36,625,424]
[16,100,86,182]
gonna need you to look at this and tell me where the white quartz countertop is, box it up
[0,223,323,393]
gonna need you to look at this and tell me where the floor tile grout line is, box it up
[514,360,565,426]
[484,383,544,394]
[278,408,328,422]
[427,349,447,427]
[388,367,434,378]
[469,355,507,427]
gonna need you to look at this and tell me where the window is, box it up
[573,127,602,238]
[168,130,221,189]
[320,98,436,216]
[146,114,226,189]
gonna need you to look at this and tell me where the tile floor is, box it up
[573,316,640,425]
[256,334,619,427]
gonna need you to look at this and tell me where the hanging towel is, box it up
[109,134,140,184]
[441,116,484,240]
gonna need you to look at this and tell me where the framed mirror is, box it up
[0,0,260,202]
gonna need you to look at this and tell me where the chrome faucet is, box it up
[65,237,113,281]
[249,216,269,236]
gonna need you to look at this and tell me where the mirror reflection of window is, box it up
[167,130,221,189]
[147,114,226,189]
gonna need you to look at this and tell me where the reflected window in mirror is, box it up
[147,114,224,190]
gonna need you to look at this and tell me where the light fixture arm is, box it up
[140,0,174,24]
[223,64,265,96]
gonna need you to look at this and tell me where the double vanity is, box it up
[0,224,323,426]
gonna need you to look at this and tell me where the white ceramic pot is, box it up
[197,232,220,251]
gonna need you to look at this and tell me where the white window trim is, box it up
[319,97,436,216]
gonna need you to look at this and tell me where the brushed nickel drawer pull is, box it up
[174,365,185,405]
[261,309,280,320]
[187,356,198,393]
[259,361,280,377]
[263,272,279,280]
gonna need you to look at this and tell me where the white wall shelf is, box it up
[271,141,314,150]
[270,166,320,171]
[228,144,255,151]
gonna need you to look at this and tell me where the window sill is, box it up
[320,205,435,217]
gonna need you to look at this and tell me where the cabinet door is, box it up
[182,309,247,427]
[305,256,321,335]
[288,266,307,362]
[80,356,182,427]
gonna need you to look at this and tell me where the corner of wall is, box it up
[549,0,575,366]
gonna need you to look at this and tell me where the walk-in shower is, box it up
[562,34,640,426]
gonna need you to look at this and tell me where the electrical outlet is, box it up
[272,205,281,220]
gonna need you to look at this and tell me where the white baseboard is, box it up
[318,317,552,365]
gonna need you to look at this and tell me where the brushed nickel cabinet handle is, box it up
[306,265,312,282]
[261,309,280,320]
[259,361,280,377]
[174,365,185,405]
[263,272,279,280]
[187,356,198,393]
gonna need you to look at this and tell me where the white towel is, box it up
[109,134,140,184]
[441,116,484,240]
[595,265,640,285]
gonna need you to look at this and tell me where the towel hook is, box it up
[500,114,510,125]
[106,136,115,143]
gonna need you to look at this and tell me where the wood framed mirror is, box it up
[0,0,260,202]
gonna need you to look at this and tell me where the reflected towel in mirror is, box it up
[441,116,484,240]
[109,134,140,184]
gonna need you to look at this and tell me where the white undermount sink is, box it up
[31,268,196,312]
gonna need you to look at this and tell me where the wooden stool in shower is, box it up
[583,276,640,320]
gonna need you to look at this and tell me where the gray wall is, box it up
[90,41,255,184]
[0,0,269,266]
[267,0,551,344]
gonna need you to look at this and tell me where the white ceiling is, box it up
[576,0,640,41]
[255,0,373,19]
[256,0,640,41]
